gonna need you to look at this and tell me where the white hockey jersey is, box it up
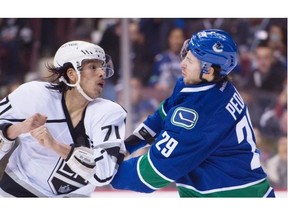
[0,81,126,197]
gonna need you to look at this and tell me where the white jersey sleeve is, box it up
[0,82,31,159]
[66,99,127,186]
[0,81,57,160]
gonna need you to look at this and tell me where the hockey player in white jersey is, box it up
[0,40,127,197]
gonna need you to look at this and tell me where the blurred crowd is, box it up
[0,18,287,191]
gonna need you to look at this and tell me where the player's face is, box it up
[80,59,105,99]
[180,51,202,84]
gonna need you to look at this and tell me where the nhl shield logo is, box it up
[171,107,198,129]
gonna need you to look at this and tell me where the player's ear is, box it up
[66,68,77,84]
[202,67,215,82]
[207,66,215,75]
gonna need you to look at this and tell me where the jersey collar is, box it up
[180,83,216,93]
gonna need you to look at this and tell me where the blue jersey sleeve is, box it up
[111,156,154,193]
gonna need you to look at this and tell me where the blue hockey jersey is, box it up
[111,78,275,197]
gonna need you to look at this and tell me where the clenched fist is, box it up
[30,125,71,159]
[30,125,55,149]
[6,113,47,139]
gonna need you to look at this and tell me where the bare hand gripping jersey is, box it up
[112,78,275,197]
[0,81,126,197]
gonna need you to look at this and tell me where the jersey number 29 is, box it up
[236,110,261,170]
[155,131,178,158]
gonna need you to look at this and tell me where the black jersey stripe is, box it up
[93,173,113,183]
[0,118,67,123]
[0,172,38,197]
[104,146,125,166]
[105,146,121,158]
[0,105,12,116]
[0,118,25,122]
[47,119,67,123]
[0,97,9,106]
[116,153,125,165]
[74,156,96,169]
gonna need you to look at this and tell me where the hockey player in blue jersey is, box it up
[111,29,275,197]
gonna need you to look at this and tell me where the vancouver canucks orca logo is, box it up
[171,107,198,129]
[212,41,224,53]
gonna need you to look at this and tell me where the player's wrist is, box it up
[52,141,71,160]
[0,127,16,154]
[4,124,18,140]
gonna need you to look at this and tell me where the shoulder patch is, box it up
[171,107,198,129]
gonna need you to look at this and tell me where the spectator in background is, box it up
[149,27,185,99]
[254,127,275,166]
[0,18,33,84]
[98,19,151,99]
[98,19,120,101]
[138,18,186,86]
[130,20,153,86]
[267,24,287,67]
[240,42,286,127]
[236,88,264,128]
[259,81,287,139]
[139,18,171,60]
[117,77,158,129]
[243,42,286,94]
[264,136,287,190]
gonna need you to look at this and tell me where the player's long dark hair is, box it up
[200,65,231,84]
[45,62,74,93]
[211,65,232,83]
